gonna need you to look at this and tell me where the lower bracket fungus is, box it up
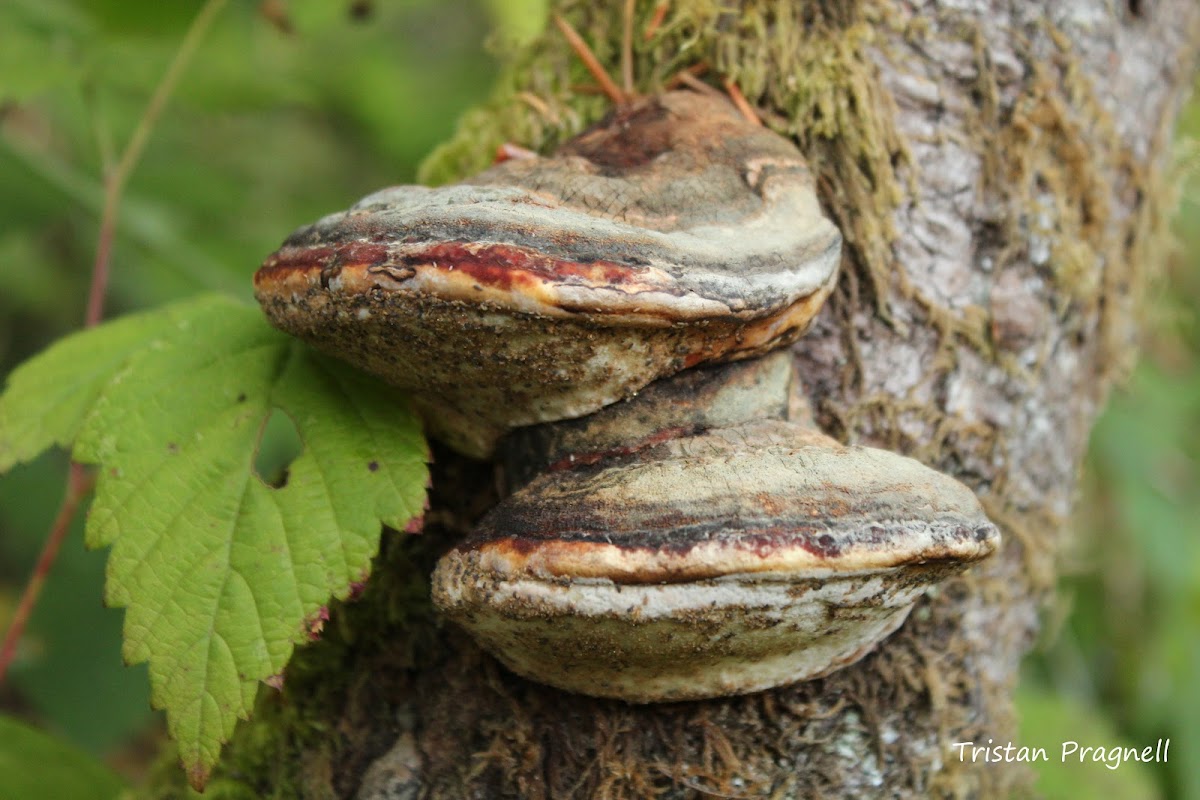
[431,356,999,702]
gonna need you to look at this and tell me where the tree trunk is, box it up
[168,2,1200,798]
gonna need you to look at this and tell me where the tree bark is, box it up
[176,2,1200,799]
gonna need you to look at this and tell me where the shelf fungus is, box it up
[431,357,1000,702]
[254,82,1001,702]
[254,91,841,458]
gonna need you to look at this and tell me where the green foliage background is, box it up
[0,1,1194,796]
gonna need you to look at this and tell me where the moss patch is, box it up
[980,23,1174,385]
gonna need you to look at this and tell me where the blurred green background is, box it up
[0,1,1195,797]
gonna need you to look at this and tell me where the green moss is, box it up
[981,22,1172,384]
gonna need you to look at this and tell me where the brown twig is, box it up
[515,90,557,123]
[644,2,670,42]
[0,0,229,686]
[722,78,762,127]
[664,61,710,90]
[621,0,636,96]
[553,14,627,105]
[673,70,724,99]
[494,142,539,164]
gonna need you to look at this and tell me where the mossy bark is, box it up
[145,1,1199,798]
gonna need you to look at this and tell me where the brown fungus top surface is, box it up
[255,91,841,323]
[459,420,999,584]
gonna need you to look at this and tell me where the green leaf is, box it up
[0,298,211,473]
[0,294,429,788]
[0,714,125,800]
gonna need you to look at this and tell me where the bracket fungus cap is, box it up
[432,420,999,702]
[254,92,841,457]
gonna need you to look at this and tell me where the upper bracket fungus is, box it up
[254,91,840,458]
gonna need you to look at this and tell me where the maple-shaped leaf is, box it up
[0,301,190,473]
[0,294,429,789]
